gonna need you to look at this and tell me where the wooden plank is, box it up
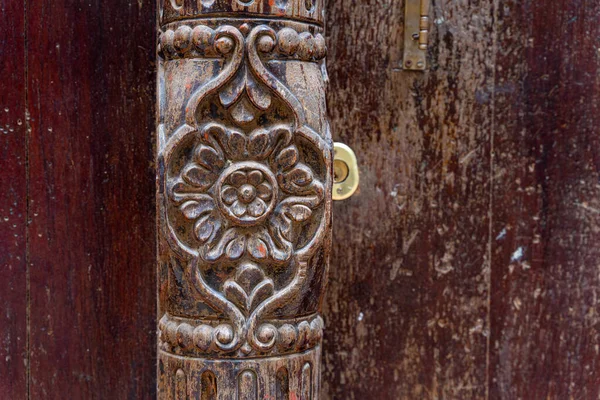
[0,0,27,398]
[322,0,495,397]
[26,0,157,397]
[489,0,600,398]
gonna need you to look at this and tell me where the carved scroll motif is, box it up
[157,7,331,398]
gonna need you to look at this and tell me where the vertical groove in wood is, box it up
[323,0,495,397]
[276,367,290,400]
[238,370,257,400]
[301,363,312,400]
[175,369,187,400]
[201,370,218,400]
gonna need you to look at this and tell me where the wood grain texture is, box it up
[0,0,27,398]
[322,0,600,398]
[322,0,495,398]
[489,0,600,398]
[25,0,157,398]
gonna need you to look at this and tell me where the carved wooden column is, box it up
[156,0,331,397]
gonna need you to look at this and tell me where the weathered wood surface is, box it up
[489,0,600,398]
[322,0,600,399]
[24,0,157,398]
[0,0,27,398]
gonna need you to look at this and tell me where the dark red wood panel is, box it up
[490,0,600,398]
[26,0,157,398]
[0,0,27,398]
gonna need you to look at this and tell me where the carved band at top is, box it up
[160,0,324,26]
[159,24,326,61]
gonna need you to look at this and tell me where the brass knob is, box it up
[332,142,359,200]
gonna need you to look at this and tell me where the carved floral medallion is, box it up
[158,23,331,358]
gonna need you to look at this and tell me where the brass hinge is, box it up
[403,0,430,71]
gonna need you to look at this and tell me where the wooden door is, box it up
[1,0,599,399]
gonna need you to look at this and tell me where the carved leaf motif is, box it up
[272,214,293,242]
[182,164,217,189]
[288,204,312,222]
[275,146,299,171]
[227,131,247,160]
[180,198,213,220]
[248,279,274,311]
[194,213,220,242]
[282,164,313,187]
[230,97,257,126]
[194,145,224,170]
[247,235,268,259]
[223,263,275,315]
[247,129,271,159]
[223,281,247,312]
[225,235,246,259]
[235,263,264,293]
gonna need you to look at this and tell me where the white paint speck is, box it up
[496,228,507,240]
[357,312,364,322]
[511,247,524,262]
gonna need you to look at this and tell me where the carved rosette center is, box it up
[215,162,278,226]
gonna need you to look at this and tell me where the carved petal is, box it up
[204,228,238,261]
[260,227,292,262]
[221,186,237,205]
[231,200,247,217]
[247,129,271,159]
[227,131,247,160]
[288,204,312,222]
[247,236,268,260]
[247,198,266,217]
[246,72,272,110]
[194,144,224,171]
[229,171,247,187]
[235,263,264,293]
[225,234,246,259]
[230,97,256,126]
[248,279,275,312]
[180,198,213,220]
[247,170,263,186]
[275,146,299,171]
[182,164,217,190]
[256,182,272,200]
[223,280,248,312]
[194,213,220,243]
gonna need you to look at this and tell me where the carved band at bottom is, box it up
[158,346,321,400]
